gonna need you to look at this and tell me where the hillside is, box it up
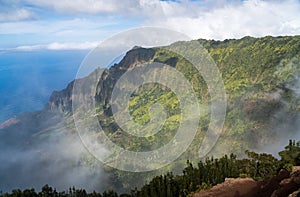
[92,35,300,160]
[1,35,300,192]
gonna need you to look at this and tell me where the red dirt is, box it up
[0,117,18,129]
[193,169,300,197]
[193,178,258,197]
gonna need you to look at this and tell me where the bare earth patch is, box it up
[193,178,258,197]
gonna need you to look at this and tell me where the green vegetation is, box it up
[32,35,300,195]
[93,35,300,166]
[279,139,300,169]
[1,140,300,197]
[70,35,300,190]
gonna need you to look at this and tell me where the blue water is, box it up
[0,50,89,123]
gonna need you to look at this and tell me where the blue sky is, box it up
[1,0,300,50]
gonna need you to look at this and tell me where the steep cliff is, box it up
[45,68,103,113]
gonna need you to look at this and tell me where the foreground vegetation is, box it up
[1,140,300,197]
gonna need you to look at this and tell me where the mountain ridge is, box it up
[1,35,300,192]
[8,35,300,158]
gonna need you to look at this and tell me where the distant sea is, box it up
[0,50,89,123]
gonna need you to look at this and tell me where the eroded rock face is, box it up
[257,169,290,197]
[45,68,102,113]
[46,81,74,113]
[292,166,300,173]
[288,189,300,197]
[193,169,300,197]
[272,170,300,197]
[45,47,156,114]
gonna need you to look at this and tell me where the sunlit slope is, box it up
[94,35,300,158]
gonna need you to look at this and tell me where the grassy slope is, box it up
[47,35,300,190]
[96,36,300,157]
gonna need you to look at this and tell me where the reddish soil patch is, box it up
[0,117,18,129]
[193,178,258,197]
[193,169,300,197]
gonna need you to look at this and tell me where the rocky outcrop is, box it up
[257,169,290,197]
[46,80,74,113]
[193,178,258,197]
[270,170,300,197]
[45,68,102,113]
[193,169,300,197]
[288,189,300,197]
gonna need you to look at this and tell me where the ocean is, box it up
[0,50,89,123]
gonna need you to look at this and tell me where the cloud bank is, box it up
[150,0,300,40]
[25,0,159,15]
[1,0,300,50]
[6,41,100,51]
[0,8,34,22]
[21,0,300,40]
[0,113,106,192]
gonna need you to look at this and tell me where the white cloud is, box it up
[46,42,99,50]
[26,0,118,14]
[0,8,34,22]
[5,41,100,51]
[0,18,115,34]
[145,0,300,40]
[25,0,162,15]
[0,16,132,48]
[2,0,300,49]
[25,0,299,41]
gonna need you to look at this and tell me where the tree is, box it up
[102,190,118,197]
[279,140,300,166]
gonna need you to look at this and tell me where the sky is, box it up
[0,0,300,50]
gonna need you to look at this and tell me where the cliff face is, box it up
[46,81,74,113]
[95,47,156,106]
[45,47,156,114]
[45,68,103,113]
